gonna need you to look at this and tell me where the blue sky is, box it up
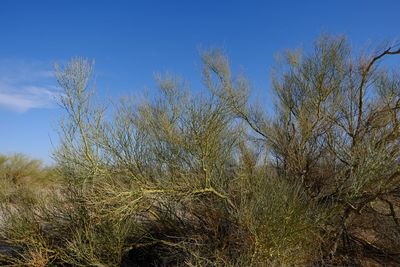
[0,0,399,164]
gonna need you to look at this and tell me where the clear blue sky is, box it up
[0,0,399,164]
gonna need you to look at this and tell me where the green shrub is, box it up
[1,35,400,266]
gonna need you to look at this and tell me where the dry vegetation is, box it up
[0,35,400,266]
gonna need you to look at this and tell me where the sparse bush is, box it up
[0,154,57,204]
[1,35,399,266]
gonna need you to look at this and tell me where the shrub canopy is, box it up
[1,35,400,266]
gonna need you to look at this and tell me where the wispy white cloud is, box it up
[0,59,60,112]
[0,83,59,112]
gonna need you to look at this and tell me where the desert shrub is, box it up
[266,36,400,265]
[0,154,58,205]
[1,35,399,266]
